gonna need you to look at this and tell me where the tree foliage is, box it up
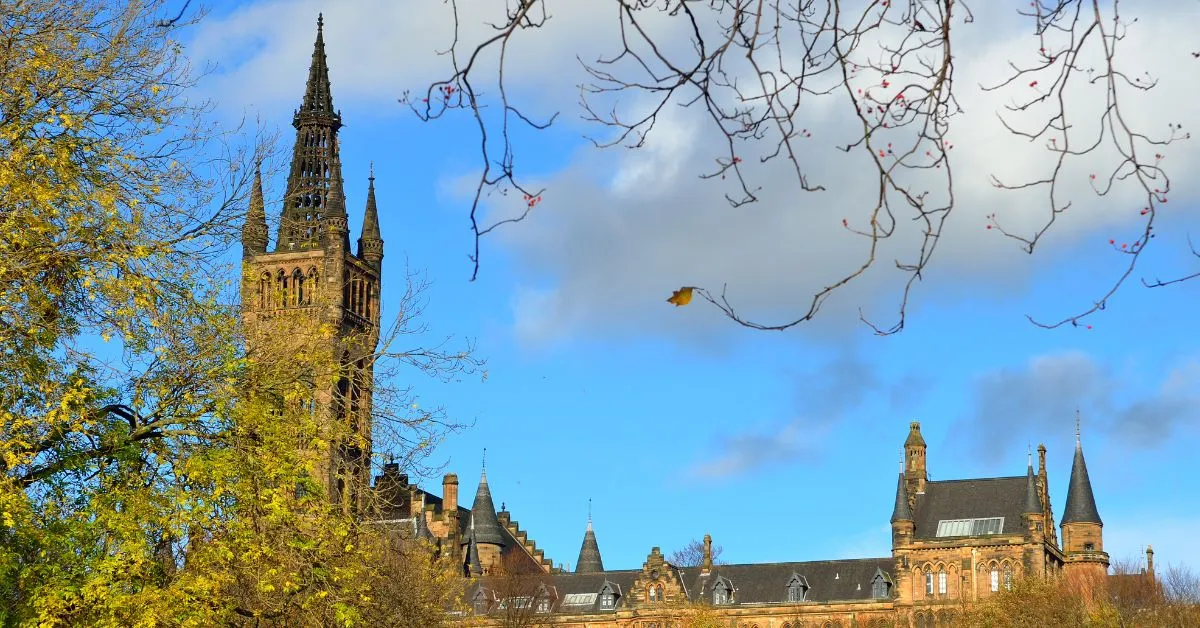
[421,0,1190,333]
[0,0,473,624]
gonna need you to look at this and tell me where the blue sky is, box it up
[179,0,1200,572]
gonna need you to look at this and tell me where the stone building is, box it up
[242,16,1123,627]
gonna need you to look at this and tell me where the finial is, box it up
[1075,409,1081,446]
[369,161,374,181]
[482,447,486,471]
[317,13,323,32]
[899,447,904,473]
[588,498,592,523]
[501,501,505,511]
[1027,443,1032,467]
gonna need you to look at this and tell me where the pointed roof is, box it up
[1061,438,1102,525]
[1024,457,1042,515]
[414,509,434,541]
[905,421,926,447]
[300,14,336,119]
[890,472,913,523]
[464,517,483,576]
[357,167,383,260]
[241,161,268,254]
[575,518,604,573]
[468,470,507,547]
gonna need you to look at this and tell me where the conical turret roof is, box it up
[468,470,507,547]
[890,471,913,523]
[1061,438,1102,525]
[575,518,604,573]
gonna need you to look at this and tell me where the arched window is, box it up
[925,569,934,596]
[306,267,319,305]
[292,268,304,307]
[1003,566,1013,591]
[278,269,288,308]
[989,567,999,592]
[648,585,658,602]
[938,567,947,596]
[258,272,271,309]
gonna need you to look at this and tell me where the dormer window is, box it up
[598,581,620,610]
[871,571,891,599]
[471,589,490,615]
[536,598,550,613]
[712,577,734,605]
[786,574,809,602]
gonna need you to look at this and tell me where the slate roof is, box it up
[1061,443,1102,525]
[468,570,645,615]
[688,558,895,604]
[890,472,913,523]
[467,471,507,547]
[575,520,604,573]
[912,476,1028,539]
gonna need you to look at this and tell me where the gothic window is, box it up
[1003,566,1013,591]
[278,269,288,307]
[648,585,658,602]
[938,569,947,596]
[258,272,271,308]
[305,267,319,305]
[990,568,999,592]
[925,571,934,596]
[292,268,304,306]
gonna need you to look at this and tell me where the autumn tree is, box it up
[669,537,724,568]
[416,0,1192,333]
[0,0,475,625]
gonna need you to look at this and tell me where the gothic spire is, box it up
[357,164,383,267]
[468,468,507,547]
[300,13,337,120]
[413,507,434,541]
[575,507,604,574]
[241,160,268,257]
[277,14,342,251]
[1061,429,1102,525]
[890,471,913,523]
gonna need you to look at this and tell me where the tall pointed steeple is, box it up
[241,161,268,257]
[575,502,604,573]
[300,14,336,116]
[1061,426,1102,525]
[277,14,344,251]
[463,515,483,577]
[357,164,384,269]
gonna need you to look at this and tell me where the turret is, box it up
[357,167,383,270]
[904,421,927,499]
[1061,420,1108,587]
[575,510,604,574]
[890,470,914,547]
[1023,452,1043,539]
[462,464,505,574]
[241,161,268,258]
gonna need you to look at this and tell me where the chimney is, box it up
[1146,545,1155,577]
[443,473,459,540]
[701,534,714,575]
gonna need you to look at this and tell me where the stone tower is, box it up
[903,421,927,503]
[240,14,383,513]
[1060,426,1108,584]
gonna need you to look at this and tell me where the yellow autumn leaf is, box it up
[667,286,695,307]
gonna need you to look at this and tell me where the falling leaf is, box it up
[667,287,695,307]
